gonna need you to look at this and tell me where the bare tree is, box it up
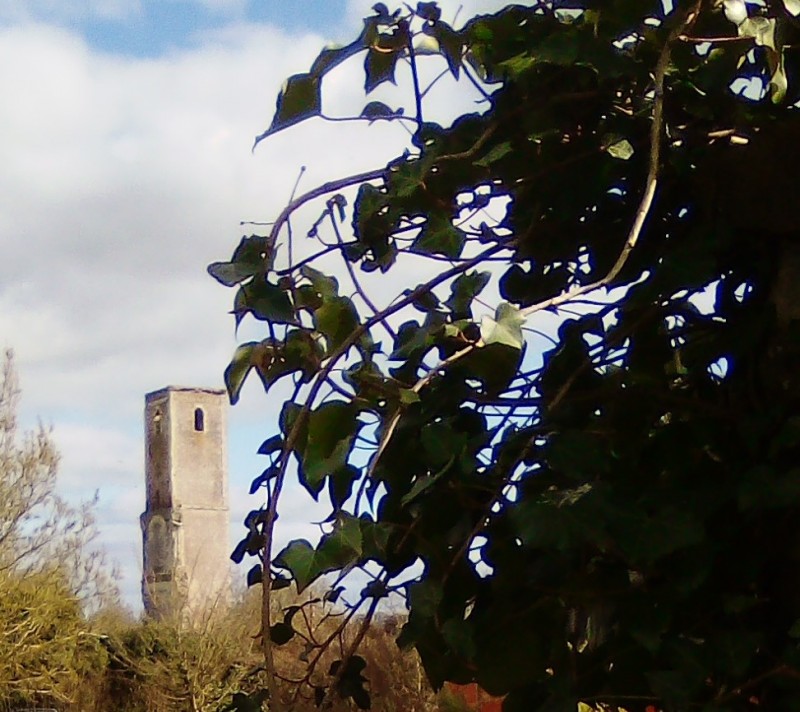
[0,349,118,608]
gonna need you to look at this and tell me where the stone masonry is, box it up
[141,386,230,619]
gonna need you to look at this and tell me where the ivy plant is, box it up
[212,1,800,709]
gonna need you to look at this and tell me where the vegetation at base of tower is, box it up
[211,0,800,709]
[0,582,443,711]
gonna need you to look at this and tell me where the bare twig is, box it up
[267,167,387,255]
[319,594,382,709]
[406,24,425,126]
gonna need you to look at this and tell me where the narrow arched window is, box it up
[194,407,204,432]
[153,409,162,435]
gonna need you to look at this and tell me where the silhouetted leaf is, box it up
[254,73,321,147]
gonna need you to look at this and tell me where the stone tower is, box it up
[141,386,230,619]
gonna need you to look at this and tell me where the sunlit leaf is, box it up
[480,302,525,350]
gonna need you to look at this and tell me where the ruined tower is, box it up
[141,386,230,619]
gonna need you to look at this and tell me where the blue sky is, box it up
[79,2,351,56]
[0,0,523,611]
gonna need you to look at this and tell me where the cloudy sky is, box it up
[0,0,526,610]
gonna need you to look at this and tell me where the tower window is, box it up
[194,408,204,432]
[153,409,162,435]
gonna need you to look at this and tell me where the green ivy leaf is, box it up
[605,137,634,160]
[365,45,400,93]
[301,265,339,299]
[310,37,368,78]
[446,270,491,318]
[399,388,421,405]
[401,458,452,505]
[224,342,259,404]
[208,235,275,287]
[275,539,318,592]
[410,213,465,258]
[314,296,360,353]
[416,2,441,22]
[236,280,296,324]
[430,21,463,77]
[480,302,525,350]
[442,618,477,661]
[301,401,358,496]
[475,141,513,167]
[408,578,443,618]
[323,513,363,559]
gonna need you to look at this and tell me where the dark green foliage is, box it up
[214,1,800,709]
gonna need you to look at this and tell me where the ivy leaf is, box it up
[246,564,263,587]
[301,402,358,496]
[275,518,364,593]
[442,618,477,660]
[326,513,363,558]
[208,235,275,287]
[314,296,360,353]
[301,265,339,299]
[275,539,318,592]
[399,388,421,405]
[236,280,296,324]
[365,45,400,93]
[249,466,277,494]
[410,213,465,258]
[329,464,358,513]
[416,2,441,22]
[310,37,368,78]
[361,101,400,122]
[224,342,260,404]
[430,20,463,77]
[269,622,295,646]
[446,270,491,318]
[408,579,443,618]
[257,434,283,457]
[480,302,525,350]
[605,137,634,160]
[254,73,321,147]
[784,0,800,16]
[401,458,452,505]
[474,141,513,168]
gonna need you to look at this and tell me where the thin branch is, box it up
[267,167,387,253]
[320,594,383,709]
[274,242,351,276]
[436,120,498,164]
[365,342,475,481]
[518,2,702,320]
[286,165,307,271]
[319,112,417,126]
[421,67,451,98]
[326,207,397,341]
[406,24,425,126]
[678,33,751,44]
[461,58,494,102]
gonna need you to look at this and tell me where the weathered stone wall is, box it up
[141,386,230,620]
